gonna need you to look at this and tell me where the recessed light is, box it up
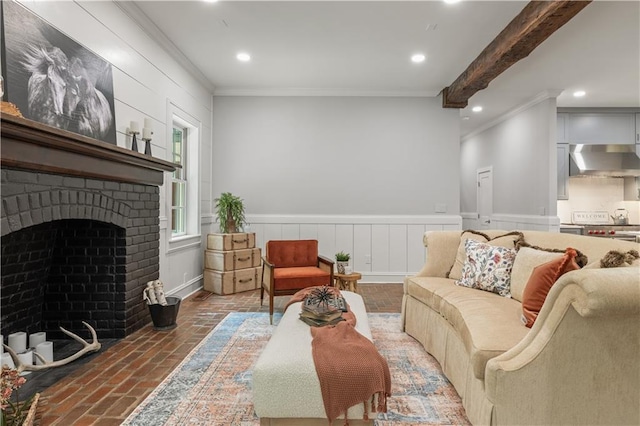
[411,54,426,63]
[573,90,586,98]
[203,0,218,3]
[236,52,251,62]
[462,116,470,121]
[443,0,461,4]
[472,106,483,112]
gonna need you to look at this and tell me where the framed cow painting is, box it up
[1,1,116,144]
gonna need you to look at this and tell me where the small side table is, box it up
[334,272,362,293]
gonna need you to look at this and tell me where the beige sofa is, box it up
[401,230,640,426]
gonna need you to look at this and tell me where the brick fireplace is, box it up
[1,115,176,339]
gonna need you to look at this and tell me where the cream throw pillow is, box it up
[510,247,564,302]
[448,231,523,280]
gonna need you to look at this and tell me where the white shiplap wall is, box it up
[245,214,462,282]
[15,1,214,298]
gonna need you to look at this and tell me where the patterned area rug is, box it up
[122,312,470,425]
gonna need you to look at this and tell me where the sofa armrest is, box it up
[317,255,335,285]
[484,267,640,425]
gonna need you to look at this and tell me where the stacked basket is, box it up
[203,233,262,295]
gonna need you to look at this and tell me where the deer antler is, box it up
[2,321,101,373]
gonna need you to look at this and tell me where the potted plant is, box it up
[335,251,350,274]
[214,192,246,233]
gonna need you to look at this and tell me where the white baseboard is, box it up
[168,275,203,300]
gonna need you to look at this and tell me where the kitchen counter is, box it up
[560,224,584,235]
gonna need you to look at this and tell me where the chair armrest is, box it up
[262,257,274,287]
[318,255,334,268]
[317,256,334,285]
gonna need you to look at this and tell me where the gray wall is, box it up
[460,97,558,229]
[212,96,461,215]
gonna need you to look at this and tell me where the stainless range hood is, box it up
[569,144,640,177]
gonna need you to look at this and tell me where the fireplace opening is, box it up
[1,219,126,339]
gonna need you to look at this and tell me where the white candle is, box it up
[8,332,26,353]
[1,353,14,369]
[144,117,153,130]
[29,332,46,349]
[130,121,140,133]
[142,127,152,139]
[18,350,33,374]
[35,341,53,365]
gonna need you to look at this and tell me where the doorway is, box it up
[477,167,493,229]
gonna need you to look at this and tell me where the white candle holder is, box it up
[8,332,27,353]
[35,341,54,365]
[29,332,46,349]
[17,350,33,375]
[1,352,15,369]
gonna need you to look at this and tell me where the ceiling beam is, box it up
[442,1,591,109]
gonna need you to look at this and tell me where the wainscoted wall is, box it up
[245,214,462,282]
[461,212,560,232]
[16,2,215,298]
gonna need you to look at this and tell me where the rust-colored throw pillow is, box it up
[521,248,580,328]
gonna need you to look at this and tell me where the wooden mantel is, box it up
[1,114,176,186]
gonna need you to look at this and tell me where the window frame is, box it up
[171,124,188,237]
[165,102,201,253]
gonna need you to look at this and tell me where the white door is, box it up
[477,167,493,229]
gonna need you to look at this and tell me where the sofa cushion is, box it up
[455,239,517,298]
[406,276,454,310]
[521,249,580,328]
[449,231,523,280]
[407,276,528,380]
[274,267,330,290]
[510,247,564,302]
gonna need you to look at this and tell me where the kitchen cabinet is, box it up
[623,176,640,201]
[557,113,568,144]
[557,144,569,200]
[636,113,640,144]
[567,113,636,145]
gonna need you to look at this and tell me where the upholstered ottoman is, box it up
[253,291,373,425]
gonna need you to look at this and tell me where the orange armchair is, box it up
[261,239,334,323]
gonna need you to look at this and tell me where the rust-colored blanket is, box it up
[286,287,391,424]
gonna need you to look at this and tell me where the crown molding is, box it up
[462,89,563,141]
[213,87,438,98]
[114,1,215,93]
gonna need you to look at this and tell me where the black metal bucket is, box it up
[148,296,181,330]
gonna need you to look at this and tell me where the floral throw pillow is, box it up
[455,238,517,298]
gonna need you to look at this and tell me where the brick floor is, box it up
[35,283,403,425]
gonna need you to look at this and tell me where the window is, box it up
[166,102,201,250]
[171,125,187,236]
